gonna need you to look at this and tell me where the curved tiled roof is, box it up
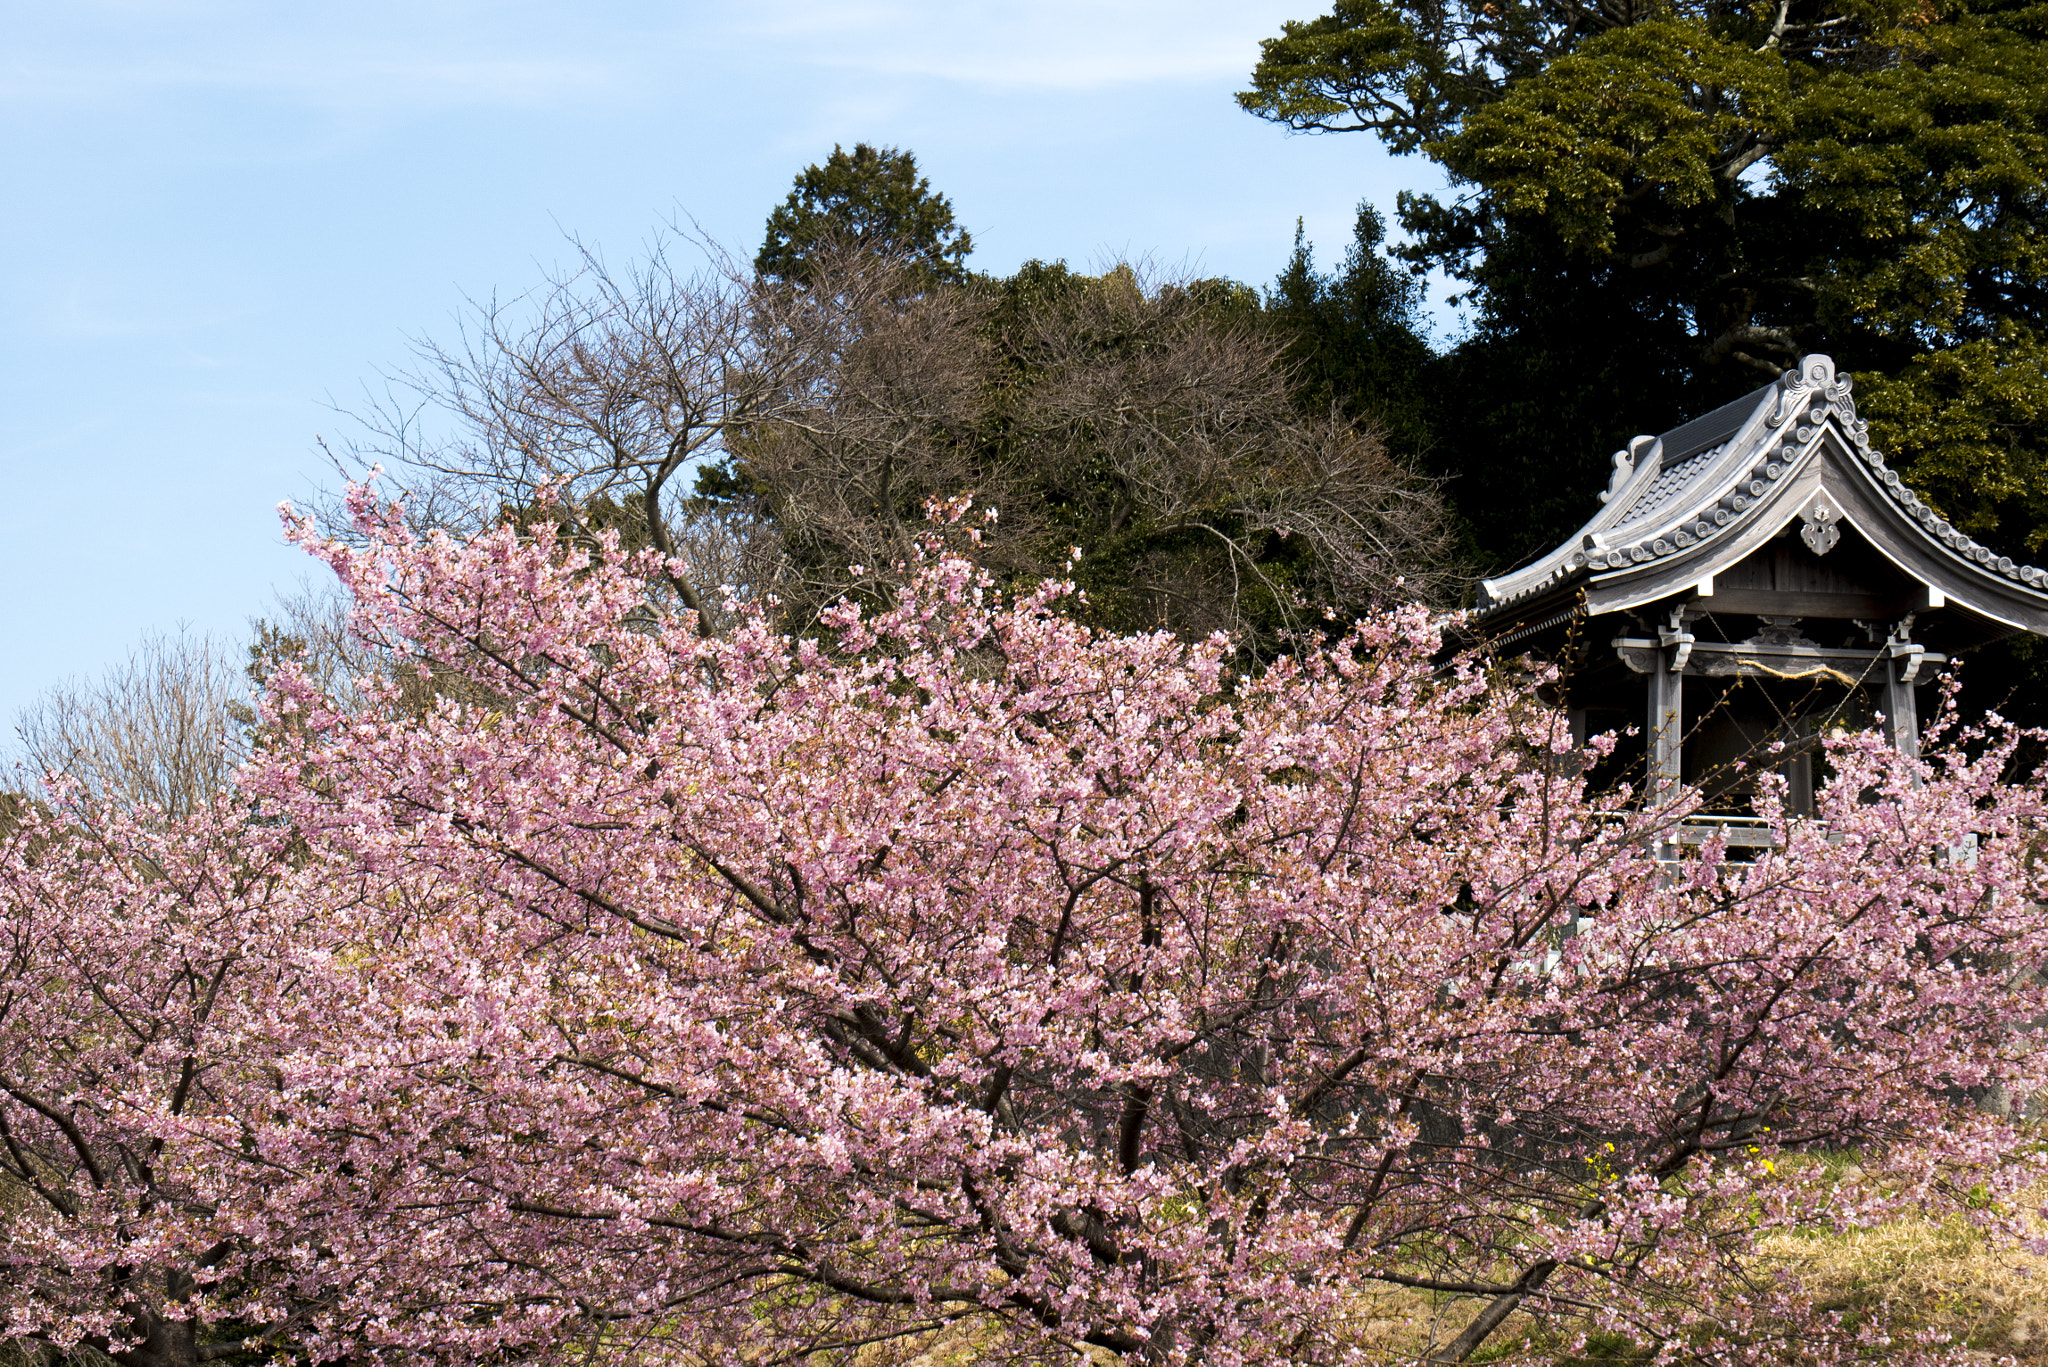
[1476,354,2048,621]
[1612,444,1724,534]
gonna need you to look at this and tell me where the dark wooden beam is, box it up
[1694,588,1902,619]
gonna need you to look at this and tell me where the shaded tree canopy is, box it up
[985,258,1462,636]
[756,142,975,285]
[1241,0,2048,567]
[1265,204,1435,468]
[339,222,1464,662]
[336,144,1464,658]
[703,252,1465,645]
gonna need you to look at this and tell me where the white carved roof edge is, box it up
[1475,354,2048,623]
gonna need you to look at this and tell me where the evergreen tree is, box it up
[1423,223,1729,575]
[1264,203,1434,466]
[1241,0,2048,564]
[757,142,973,285]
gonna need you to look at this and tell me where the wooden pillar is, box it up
[1884,652,1921,764]
[1784,716,1815,817]
[1648,653,1683,805]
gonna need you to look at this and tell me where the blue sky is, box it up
[1,0,1445,724]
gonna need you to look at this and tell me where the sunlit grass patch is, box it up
[1757,1179,2048,1360]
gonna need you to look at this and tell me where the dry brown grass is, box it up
[153,1181,2032,1367]
[827,1289,1483,1366]
[1758,1182,2048,1362]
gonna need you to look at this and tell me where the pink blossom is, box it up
[1,489,2044,1365]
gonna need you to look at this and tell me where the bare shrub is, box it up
[334,232,1466,647]
[999,262,1464,636]
[11,631,245,820]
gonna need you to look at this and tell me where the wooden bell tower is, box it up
[1474,355,2048,841]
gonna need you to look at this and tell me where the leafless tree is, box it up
[734,247,1033,624]
[1002,264,1464,636]
[334,232,1465,646]
[336,230,800,633]
[10,631,246,821]
[743,254,1465,636]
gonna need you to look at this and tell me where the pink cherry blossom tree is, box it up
[3,487,2046,1367]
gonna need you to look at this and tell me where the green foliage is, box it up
[1425,224,1766,574]
[757,142,973,285]
[1242,0,2048,564]
[1265,204,1435,463]
[691,459,768,509]
[494,492,660,556]
[978,258,1455,642]
[1857,330,2048,555]
[1780,0,2048,350]
[997,260,1318,638]
[1442,19,1792,259]
[1235,0,1470,154]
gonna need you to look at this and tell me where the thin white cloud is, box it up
[719,0,1298,91]
[1,1,1298,120]
[0,51,618,111]
[42,280,263,342]
[1,0,638,114]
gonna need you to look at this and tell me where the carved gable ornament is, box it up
[1799,496,1841,557]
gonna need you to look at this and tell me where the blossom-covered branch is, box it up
[3,488,2044,1366]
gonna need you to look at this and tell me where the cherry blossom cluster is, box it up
[3,486,2046,1366]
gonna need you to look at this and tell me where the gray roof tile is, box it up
[1614,445,1724,532]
